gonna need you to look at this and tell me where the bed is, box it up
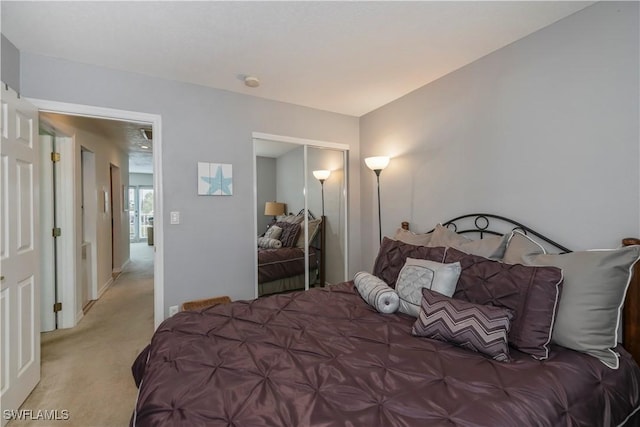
[132,214,640,426]
[257,210,324,296]
[258,246,319,295]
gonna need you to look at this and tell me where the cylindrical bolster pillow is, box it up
[354,272,399,314]
[258,237,282,249]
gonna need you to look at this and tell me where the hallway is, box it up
[9,243,154,426]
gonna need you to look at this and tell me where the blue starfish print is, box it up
[201,165,232,195]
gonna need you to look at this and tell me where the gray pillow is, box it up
[393,228,433,247]
[502,230,546,265]
[296,218,322,248]
[523,245,640,369]
[396,258,462,317]
[428,224,509,259]
[354,272,399,314]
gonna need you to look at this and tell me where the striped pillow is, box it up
[276,222,301,247]
[412,288,513,362]
[354,272,399,314]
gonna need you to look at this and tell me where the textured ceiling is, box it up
[2,1,594,117]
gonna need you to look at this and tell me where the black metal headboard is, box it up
[296,209,317,220]
[420,213,572,254]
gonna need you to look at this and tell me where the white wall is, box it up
[359,1,639,271]
[20,54,361,315]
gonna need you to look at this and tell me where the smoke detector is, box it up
[244,76,260,88]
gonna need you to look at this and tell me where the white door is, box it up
[0,86,41,423]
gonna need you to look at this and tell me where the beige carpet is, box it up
[9,243,154,427]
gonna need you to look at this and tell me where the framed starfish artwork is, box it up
[197,162,233,196]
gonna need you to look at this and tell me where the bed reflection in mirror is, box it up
[254,138,347,297]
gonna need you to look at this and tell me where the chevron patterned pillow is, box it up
[412,288,514,362]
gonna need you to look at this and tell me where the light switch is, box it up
[170,211,180,224]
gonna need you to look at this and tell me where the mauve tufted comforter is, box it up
[131,283,640,426]
[258,247,318,284]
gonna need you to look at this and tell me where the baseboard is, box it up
[75,309,84,325]
[98,277,114,298]
[83,299,97,314]
[112,258,130,279]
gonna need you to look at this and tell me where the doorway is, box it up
[30,98,164,328]
[129,186,154,243]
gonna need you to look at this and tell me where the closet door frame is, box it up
[252,132,349,298]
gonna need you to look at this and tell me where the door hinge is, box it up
[53,302,62,312]
[52,227,61,237]
[51,152,60,162]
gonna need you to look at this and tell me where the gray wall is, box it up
[19,53,360,315]
[359,1,640,271]
[1,34,20,90]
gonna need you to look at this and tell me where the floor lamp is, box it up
[364,156,390,243]
[312,170,331,217]
[313,170,330,288]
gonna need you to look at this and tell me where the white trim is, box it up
[98,277,114,299]
[343,149,349,281]
[38,134,56,332]
[507,230,547,255]
[536,270,563,361]
[113,259,130,276]
[26,98,165,329]
[75,309,84,326]
[303,145,309,290]
[57,136,77,329]
[252,143,259,299]
[252,132,349,151]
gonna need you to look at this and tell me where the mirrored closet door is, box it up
[254,135,348,298]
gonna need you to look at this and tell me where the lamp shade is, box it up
[313,170,331,181]
[364,156,390,171]
[264,202,285,216]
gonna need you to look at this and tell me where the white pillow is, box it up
[257,237,282,249]
[396,258,461,317]
[264,225,283,240]
[354,272,399,314]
